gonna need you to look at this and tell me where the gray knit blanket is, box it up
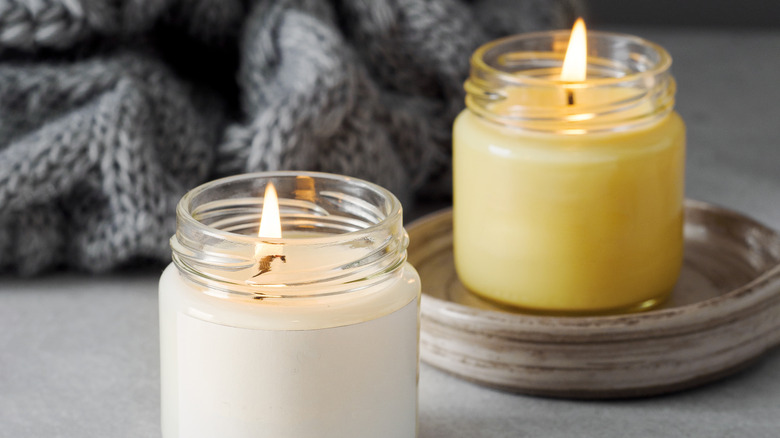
[0,0,578,274]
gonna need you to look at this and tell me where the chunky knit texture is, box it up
[0,0,580,274]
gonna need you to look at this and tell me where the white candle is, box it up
[159,172,421,438]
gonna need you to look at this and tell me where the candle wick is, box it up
[252,254,287,277]
[567,90,575,106]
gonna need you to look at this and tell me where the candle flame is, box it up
[250,182,286,281]
[258,183,282,239]
[561,18,587,82]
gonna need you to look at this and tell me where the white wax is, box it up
[159,263,420,438]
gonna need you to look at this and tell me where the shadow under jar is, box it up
[159,172,421,438]
[453,30,685,315]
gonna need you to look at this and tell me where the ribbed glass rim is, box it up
[170,171,408,298]
[464,29,676,134]
[471,29,672,87]
[176,171,403,246]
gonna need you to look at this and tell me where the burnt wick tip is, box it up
[252,254,287,278]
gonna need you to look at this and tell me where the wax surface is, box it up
[453,110,685,313]
[159,263,420,438]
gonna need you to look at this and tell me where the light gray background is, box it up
[586,0,780,28]
[2,27,780,437]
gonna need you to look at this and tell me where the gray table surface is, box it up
[2,27,780,438]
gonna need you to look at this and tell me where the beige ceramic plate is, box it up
[408,200,780,398]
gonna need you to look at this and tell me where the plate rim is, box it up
[410,199,780,340]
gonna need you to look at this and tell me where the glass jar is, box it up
[453,30,685,314]
[159,172,420,438]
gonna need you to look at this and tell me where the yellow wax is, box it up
[453,108,685,314]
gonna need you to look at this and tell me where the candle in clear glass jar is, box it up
[159,172,420,438]
[453,21,685,314]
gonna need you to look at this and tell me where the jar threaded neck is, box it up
[170,172,408,299]
[465,30,676,134]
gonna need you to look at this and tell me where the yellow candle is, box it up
[453,21,685,314]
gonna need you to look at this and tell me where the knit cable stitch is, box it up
[0,0,580,274]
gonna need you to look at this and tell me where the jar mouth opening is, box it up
[465,29,676,134]
[471,29,672,88]
[176,171,403,246]
[171,172,408,298]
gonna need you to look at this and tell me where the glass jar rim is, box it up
[171,171,409,298]
[176,171,403,247]
[465,29,676,134]
[471,29,673,88]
